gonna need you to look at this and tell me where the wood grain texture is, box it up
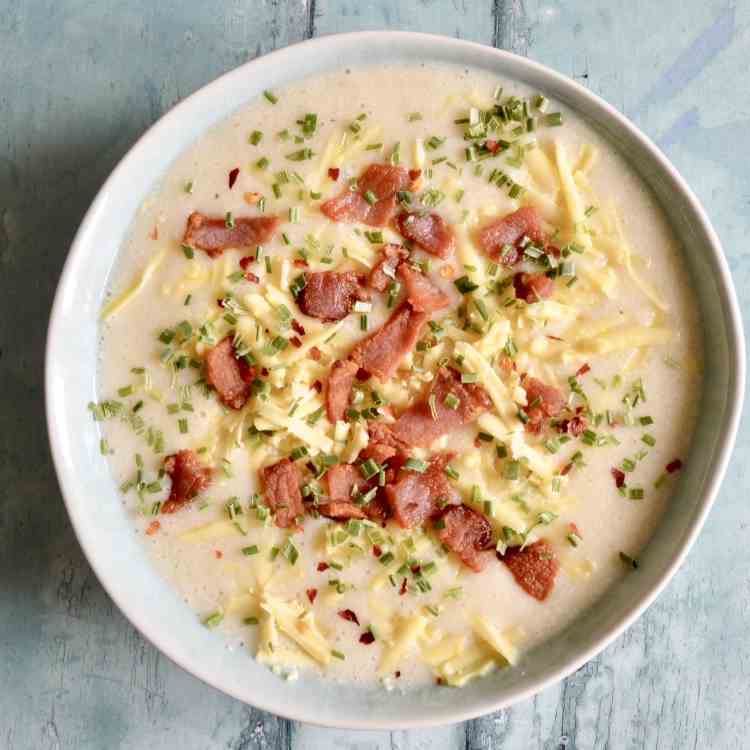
[1,1,747,748]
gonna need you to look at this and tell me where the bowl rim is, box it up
[45,30,745,729]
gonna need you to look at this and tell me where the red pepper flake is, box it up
[291,319,306,336]
[312,379,323,393]
[289,336,303,348]
[546,244,561,258]
[148,226,159,241]
[666,459,683,474]
[394,671,401,679]
[558,415,587,437]
[308,347,322,362]
[408,168,422,181]
[485,140,501,154]
[261,367,269,377]
[306,588,318,604]
[355,368,371,382]
[611,468,626,488]
[228,167,240,189]
[546,334,564,342]
[338,609,360,625]
[239,256,254,270]
[217,298,226,308]
[359,631,375,645]
[245,272,260,283]
[399,578,408,596]
[436,677,445,685]
[213,549,223,559]
[293,259,309,269]
[372,545,382,558]
[576,363,591,377]
[328,167,340,181]
[145,520,161,536]
[560,462,573,476]
[317,561,329,572]
[568,522,582,537]
[473,437,482,449]
[410,564,421,575]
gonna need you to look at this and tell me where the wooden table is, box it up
[1,2,746,747]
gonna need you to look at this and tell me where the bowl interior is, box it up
[45,32,744,729]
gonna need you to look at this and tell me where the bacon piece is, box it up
[326,359,359,423]
[512,272,554,303]
[319,501,366,520]
[396,212,455,259]
[260,458,304,529]
[500,539,559,601]
[205,336,255,410]
[306,588,318,604]
[397,264,451,313]
[362,422,410,464]
[321,164,410,227]
[391,367,492,448]
[350,303,427,382]
[385,453,461,529]
[319,464,366,520]
[368,244,409,292]
[522,376,565,433]
[297,271,370,322]
[183,211,280,257]
[438,505,494,572]
[576,363,591,377]
[162,450,212,514]
[477,207,545,264]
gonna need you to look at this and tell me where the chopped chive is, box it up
[244,616,259,625]
[178,418,188,434]
[224,211,235,228]
[242,545,259,556]
[184,180,194,194]
[363,190,377,205]
[628,488,645,500]
[642,434,656,447]
[181,244,194,259]
[619,551,639,569]
[567,532,582,547]
[408,112,423,122]
[263,90,278,104]
[504,461,521,480]
[203,611,224,628]
[443,393,460,410]
[454,276,478,294]
[331,649,345,661]
[379,551,395,566]
[255,156,270,170]
[544,112,563,127]
[404,458,428,473]
[118,385,134,397]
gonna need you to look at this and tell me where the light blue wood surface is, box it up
[1,1,747,747]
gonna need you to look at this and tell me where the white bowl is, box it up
[45,31,745,729]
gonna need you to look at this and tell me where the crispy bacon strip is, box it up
[321,164,410,227]
[297,271,370,322]
[396,211,455,258]
[438,505,494,572]
[500,539,559,601]
[477,207,544,264]
[522,376,565,433]
[385,453,460,528]
[397,263,451,313]
[162,450,212,514]
[390,367,492,448]
[368,244,409,292]
[183,211,280,257]
[260,458,304,529]
[326,359,359,423]
[349,303,427,382]
[205,336,255,410]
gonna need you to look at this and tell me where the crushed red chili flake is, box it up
[568,522,582,537]
[228,167,240,189]
[611,468,626,488]
[328,167,340,181]
[312,379,323,393]
[148,226,159,240]
[410,565,421,575]
[294,259,309,268]
[317,561,330,572]
[576,363,591,377]
[359,631,376,645]
[260,367,269,377]
[546,334,564,342]
[560,462,573,476]
[290,336,303,348]
[309,347,322,362]
[394,671,401,678]
[291,319,306,336]
[372,545,382,558]
[399,578,408,596]
[244,271,260,283]
[436,677,445,685]
[213,549,223,559]
[338,609,360,625]
[473,437,483,449]
[306,588,318,604]
[666,459,683,474]
[217,298,226,308]
[408,168,422,181]
[145,520,161,536]
[239,256,254,270]
[485,139,501,154]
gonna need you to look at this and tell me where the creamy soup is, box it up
[93,64,702,689]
